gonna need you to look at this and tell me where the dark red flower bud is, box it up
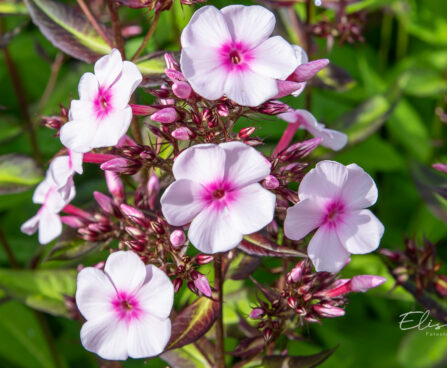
[196,254,214,265]
[173,278,183,292]
[238,126,256,140]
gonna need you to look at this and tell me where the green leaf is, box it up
[24,0,112,63]
[312,63,356,92]
[46,229,103,261]
[227,252,262,281]
[239,233,306,258]
[0,268,77,317]
[137,52,167,86]
[401,69,447,97]
[0,301,59,368]
[161,343,212,368]
[398,330,447,368]
[168,297,220,350]
[230,336,265,359]
[263,346,338,368]
[0,1,28,15]
[0,154,43,195]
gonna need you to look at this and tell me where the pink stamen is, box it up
[111,291,143,323]
[201,179,238,211]
[322,200,346,228]
[219,41,254,73]
[93,87,113,120]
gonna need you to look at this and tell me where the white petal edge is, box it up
[104,251,146,294]
[284,198,325,240]
[341,163,378,210]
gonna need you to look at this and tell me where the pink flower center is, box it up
[112,291,142,323]
[322,200,345,227]
[201,179,238,212]
[219,41,254,73]
[93,87,113,120]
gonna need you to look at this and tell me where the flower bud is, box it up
[287,260,306,283]
[263,328,272,342]
[164,52,179,70]
[105,171,125,203]
[257,100,289,115]
[125,226,145,239]
[173,278,183,293]
[165,68,185,82]
[287,296,297,309]
[100,157,141,175]
[278,137,322,161]
[61,216,85,228]
[187,281,198,294]
[120,204,149,227]
[313,304,345,318]
[217,104,229,117]
[150,221,165,235]
[172,81,192,99]
[170,230,186,248]
[192,272,212,298]
[171,127,194,141]
[150,107,178,124]
[196,254,213,265]
[238,126,256,140]
[130,104,159,116]
[435,275,447,297]
[249,308,265,319]
[93,191,114,214]
[263,175,280,190]
[350,275,386,293]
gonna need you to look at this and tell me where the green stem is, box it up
[214,254,226,368]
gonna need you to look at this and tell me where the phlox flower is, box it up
[76,251,174,360]
[180,5,298,107]
[49,150,83,197]
[60,49,142,153]
[161,142,276,253]
[284,160,384,272]
[21,171,75,244]
[278,109,347,151]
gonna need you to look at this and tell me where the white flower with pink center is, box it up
[21,174,75,244]
[180,5,298,107]
[60,49,142,153]
[160,142,276,253]
[278,109,348,151]
[49,150,83,197]
[76,251,174,360]
[284,161,384,272]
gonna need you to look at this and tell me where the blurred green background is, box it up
[1,0,447,367]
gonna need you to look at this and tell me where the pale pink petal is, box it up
[49,156,72,188]
[274,80,305,99]
[284,198,325,240]
[299,160,348,201]
[250,36,298,80]
[188,206,243,253]
[38,210,62,244]
[224,69,277,107]
[221,5,275,48]
[32,177,53,204]
[341,164,378,210]
[78,72,99,101]
[180,49,228,101]
[60,119,97,153]
[69,100,96,121]
[94,49,123,89]
[278,110,299,124]
[69,150,84,174]
[316,128,348,151]
[223,183,274,236]
[308,226,351,273]
[109,61,142,110]
[220,141,271,187]
[292,45,308,65]
[173,144,225,183]
[53,177,76,206]
[350,275,386,292]
[76,268,116,320]
[80,317,128,360]
[91,107,132,149]
[336,209,384,254]
[21,214,40,235]
[136,265,174,319]
[160,179,204,226]
[104,251,146,294]
[127,315,171,359]
[291,59,329,83]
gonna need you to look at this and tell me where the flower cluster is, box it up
[21,4,386,363]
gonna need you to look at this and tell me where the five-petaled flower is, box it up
[60,49,142,153]
[278,109,348,151]
[161,142,276,253]
[76,251,174,360]
[284,160,384,272]
[180,5,298,106]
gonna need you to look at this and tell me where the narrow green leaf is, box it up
[0,268,77,317]
[0,1,28,15]
[0,154,43,195]
[312,63,356,92]
[46,229,103,261]
[24,0,111,63]
[239,233,306,258]
[161,343,212,368]
[263,346,338,368]
[168,297,220,350]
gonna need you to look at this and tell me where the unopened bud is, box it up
[165,68,185,82]
[130,104,159,116]
[100,157,141,175]
[287,260,306,283]
[263,328,272,342]
[61,216,85,228]
[249,308,265,319]
[105,171,125,203]
[125,226,145,239]
[164,52,179,70]
[435,275,447,297]
[313,304,345,318]
[238,126,256,140]
[196,254,213,265]
[278,137,322,161]
[287,296,297,309]
[170,230,186,248]
[193,273,212,298]
[263,175,280,190]
[217,104,229,117]
[93,191,114,214]
[187,281,198,294]
[257,100,289,115]
[171,127,194,141]
[173,278,183,292]
[172,81,192,99]
[150,221,165,235]
[150,107,178,124]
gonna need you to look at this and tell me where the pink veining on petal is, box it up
[93,87,113,120]
[218,41,254,73]
[200,179,239,212]
[321,199,346,228]
[111,291,143,323]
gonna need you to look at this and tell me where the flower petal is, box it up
[284,198,325,240]
[94,49,123,89]
[49,156,72,188]
[110,61,142,110]
[278,110,299,124]
[127,315,171,359]
[80,317,128,361]
[137,265,174,319]
[60,119,97,153]
[308,226,351,273]
[21,214,40,235]
[188,206,243,253]
[228,183,275,234]
[160,179,204,226]
[220,141,271,187]
[221,5,275,48]
[32,177,53,204]
[76,267,116,320]
[173,144,226,183]
[341,164,378,210]
[336,209,384,254]
[38,210,62,244]
[78,72,99,101]
[69,150,84,174]
[315,128,348,151]
[104,251,146,294]
[224,69,277,107]
[299,160,348,201]
[91,107,133,149]
[250,36,298,80]
[69,100,96,121]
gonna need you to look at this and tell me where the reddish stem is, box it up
[62,204,93,220]
[76,0,113,48]
[83,152,117,164]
